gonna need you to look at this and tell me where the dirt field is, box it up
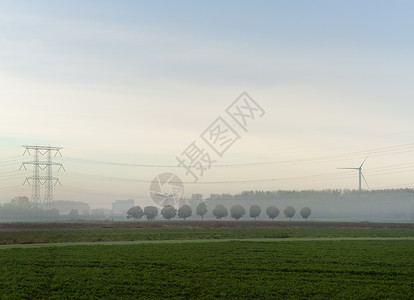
[1,220,413,231]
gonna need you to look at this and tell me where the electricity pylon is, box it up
[20,145,64,209]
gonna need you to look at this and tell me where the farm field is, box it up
[0,221,413,298]
[1,221,414,245]
[0,239,413,298]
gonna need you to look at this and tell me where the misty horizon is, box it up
[1,1,414,213]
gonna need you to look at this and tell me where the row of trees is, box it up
[127,203,312,221]
[126,205,196,221]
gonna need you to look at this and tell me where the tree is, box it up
[284,206,296,221]
[178,197,188,208]
[127,206,144,221]
[191,193,203,204]
[9,196,31,209]
[300,207,311,220]
[178,204,192,220]
[161,205,177,220]
[1,196,33,220]
[230,204,246,221]
[196,202,208,220]
[212,204,228,220]
[249,205,261,221]
[144,206,158,221]
[266,206,280,220]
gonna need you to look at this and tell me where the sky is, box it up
[1,1,414,208]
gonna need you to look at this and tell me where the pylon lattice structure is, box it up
[20,145,64,209]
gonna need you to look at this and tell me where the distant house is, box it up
[112,199,134,215]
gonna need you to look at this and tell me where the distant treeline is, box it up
[1,189,413,222]
[206,189,414,201]
[203,189,414,221]
[0,197,107,222]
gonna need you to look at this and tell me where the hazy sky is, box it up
[1,1,414,208]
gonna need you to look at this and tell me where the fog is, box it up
[203,189,414,221]
[1,188,413,222]
[1,2,414,219]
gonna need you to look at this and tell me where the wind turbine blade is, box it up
[360,155,369,168]
[361,172,369,189]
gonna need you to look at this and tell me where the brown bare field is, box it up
[1,220,413,231]
[0,221,413,245]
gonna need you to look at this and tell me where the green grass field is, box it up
[0,239,413,299]
[1,222,413,298]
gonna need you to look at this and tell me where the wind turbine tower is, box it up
[338,156,369,192]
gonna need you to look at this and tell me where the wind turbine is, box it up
[338,155,369,192]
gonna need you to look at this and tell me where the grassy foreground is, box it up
[1,222,413,298]
[0,239,413,299]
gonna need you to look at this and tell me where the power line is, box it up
[61,142,414,169]
[1,141,412,201]
[375,182,414,189]
[58,185,139,199]
[59,169,356,185]
[56,161,414,186]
